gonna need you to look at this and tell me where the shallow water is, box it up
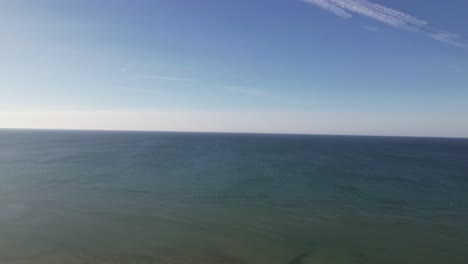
[0,129,467,263]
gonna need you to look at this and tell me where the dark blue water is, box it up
[1,129,467,263]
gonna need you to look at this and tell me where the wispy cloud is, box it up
[223,86,267,96]
[125,73,273,97]
[430,31,468,48]
[303,0,352,19]
[302,0,467,48]
[134,74,197,82]
[303,0,427,30]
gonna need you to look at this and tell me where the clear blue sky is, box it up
[1,0,468,137]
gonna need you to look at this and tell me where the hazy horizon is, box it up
[2,109,468,138]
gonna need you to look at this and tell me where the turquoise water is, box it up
[0,129,467,263]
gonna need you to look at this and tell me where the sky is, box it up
[1,0,468,137]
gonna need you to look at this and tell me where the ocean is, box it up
[0,129,467,264]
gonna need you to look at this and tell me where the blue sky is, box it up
[1,0,468,137]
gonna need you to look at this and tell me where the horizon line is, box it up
[1,127,467,140]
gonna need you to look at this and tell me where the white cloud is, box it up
[302,0,467,48]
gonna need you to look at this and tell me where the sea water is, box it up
[0,129,467,263]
